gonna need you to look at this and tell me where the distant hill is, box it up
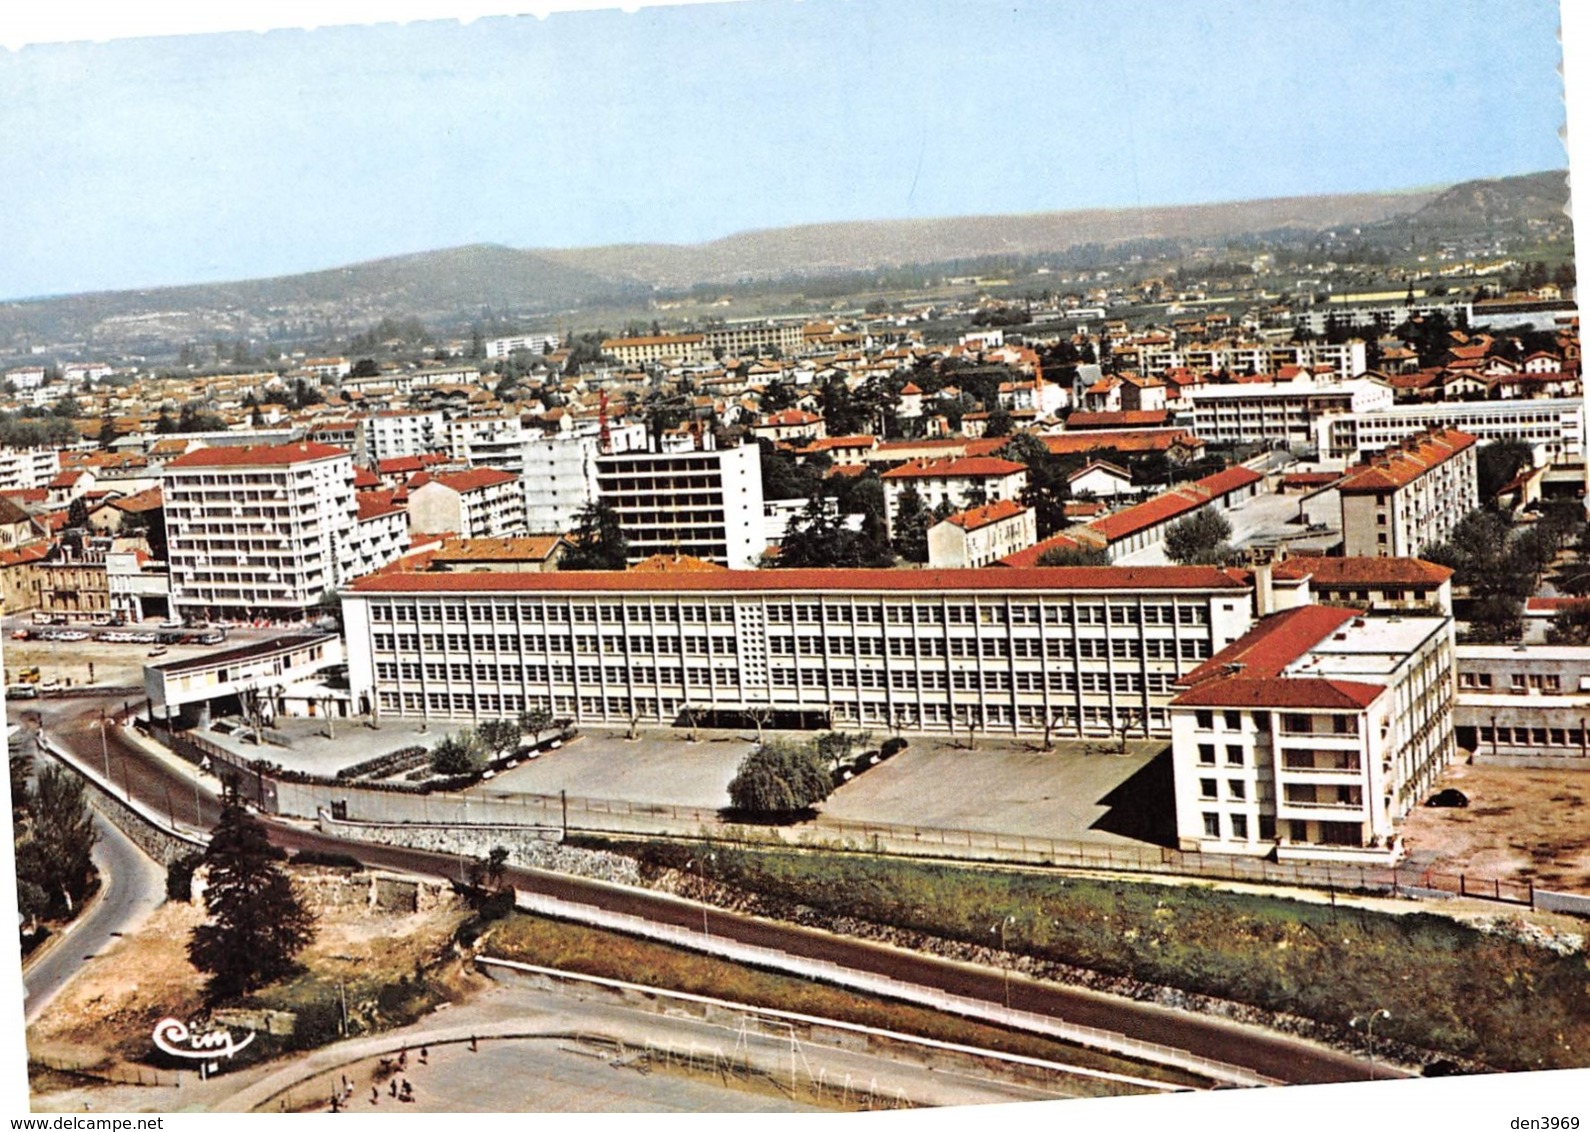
[538,190,1441,289]
[0,171,1567,356]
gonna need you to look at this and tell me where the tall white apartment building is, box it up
[363,410,445,465]
[1170,604,1455,863]
[595,438,765,568]
[164,442,404,620]
[1337,429,1478,558]
[1184,377,1393,450]
[340,565,1258,735]
[0,447,62,491]
[521,423,647,534]
[448,416,529,474]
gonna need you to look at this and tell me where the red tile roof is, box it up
[350,565,1251,595]
[1335,428,1477,494]
[879,456,1026,481]
[1041,429,1204,457]
[940,498,1028,532]
[356,493,405,521]
[1179,605,1360,687]
[429,468,520,493]
[166,441,350,469]
[1171,676,1385,710]
[1065,410,1170,430]
[1271,555,1453,587]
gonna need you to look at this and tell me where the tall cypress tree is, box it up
[188,799,315,1002]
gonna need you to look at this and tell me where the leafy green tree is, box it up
[66,497,90,530]
[14,764,97,917]
[1164,510,1235,566]
[983,408,1014,438]
[559,500,629,570]
[519,707,554,747]
[430,731,483,776]
[187,798,315,1002]
[1477,440,1536,502]
[727,740,834,815]
[776,493,869,568]
[475,718,523,760]
[1000,433,1073,537]
[815,731,869,770]
[892,484,932,562]
[1547,603,1590,645]
[1036,544,1111,566]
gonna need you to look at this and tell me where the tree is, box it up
[1547,602,1590,645]
[559,501,629,570]
[1164,510,1235,566]
[96,417,118,448]
[1000,433,1073,537]
[187,798,315,1002]
[892,484,932,562]
[430,731,482,776]
[983,408,1014,438]
[815,731,869,771]
[727,740,834,816]
[519,707,554,748]
[1036,544,1111,566]
[476,718,523,760]
[776,493,869,568]
[66,496,90,531]
[1477,439,1536,502]
[14,764,97,918]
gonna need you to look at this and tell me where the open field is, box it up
[1398,761,1590,891]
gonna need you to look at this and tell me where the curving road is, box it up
[22,800,165,1023]
[38,696,1384,1086]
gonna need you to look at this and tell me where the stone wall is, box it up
[37,733,205,868]
[312,812,642,886]
[294,869,452,914]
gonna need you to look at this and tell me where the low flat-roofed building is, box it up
[425,535,566,573]
[145,632,345,726]
[1170,604,1455,863]
[1455,642,1590,766]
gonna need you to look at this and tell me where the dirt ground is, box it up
[1398,760,1590,892]
[26,869,474,1083]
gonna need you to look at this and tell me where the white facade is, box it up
[1171,607,1455,862]
[1184,377,1393,449]
[927,502,1037,568]
[595,440,765,569]
[164,442,403,619]
[448,416,529,474]
[486,334,560,359]
[0,447,61,491]
[1329,398,1588,465]
[520,424,647,534]
[407,470,527,540]
[340,566,1258,736]
[363,411,445,464]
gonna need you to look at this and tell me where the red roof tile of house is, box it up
[166,441,349,469]
[428,468,519,493]
[879,456,1026,481]
[356,493,405,521]
[110,487,164,513]
[1335,428,1477,494]
[1065,410,1170,430]
[1179,604,1360,687]
[940,499,1028,532]
[1171,676,1385,710]
[1041,429,1203,457]
[351,564,1251,595]
[1271,555,1453,587]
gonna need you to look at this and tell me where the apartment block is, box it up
[0,447,62,492]
[521,424,647,535]
[600,334,709,367]
[879,457,1028,537]
[341,565,1258,736]
[1328,398,1587,466]
[928,500,1037,568]
[1184,377,1393,450]
[164,442,404,619]
[363,410,445,465]
[407,468,527,539]
[1170,604,1456,863]
[1336,428,1478,558]
[595,439,765,569]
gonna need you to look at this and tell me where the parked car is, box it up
[147,645,168,658]
[6,684,39,699]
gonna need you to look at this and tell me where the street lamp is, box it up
[686,851,716,937]
[991,914,1016,1010]
[1350,1008,1392,1079]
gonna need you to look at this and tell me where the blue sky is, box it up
[0,0,1568,300]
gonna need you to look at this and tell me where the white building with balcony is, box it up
[595,438,765,569]
[1170,603,1455,863]
[163,442,403,620]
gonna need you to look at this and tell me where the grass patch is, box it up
[483,912,1204,1093]
[573,836,1590,1073]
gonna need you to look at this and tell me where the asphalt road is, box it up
[22,801,165,1023]
[31,694,1383,1086]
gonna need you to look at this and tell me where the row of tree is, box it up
[428,710,561,775]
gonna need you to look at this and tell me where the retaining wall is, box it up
[38,733,204,867]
